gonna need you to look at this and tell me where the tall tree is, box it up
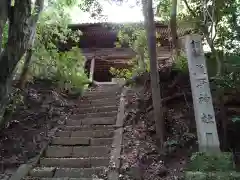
[18,0,104,90]
[0,0,8,51]
[181,0,238,75]
[0,0,44,125]
[181,0,240,149]
[18,0,44,89]
[143,0,164,148]
[170,0,178,56]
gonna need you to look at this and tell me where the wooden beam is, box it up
[89,57,95,82]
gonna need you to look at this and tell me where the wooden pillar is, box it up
[89,57,95,82]
[185,34,220,152]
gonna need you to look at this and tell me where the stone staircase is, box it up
[16,84,124,180]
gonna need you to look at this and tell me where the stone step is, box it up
[40,157,109,168]
[70,111,117,119]
[81,96,118,101]
[82,96,118,101]
[85,92,116,96]
[88,88,116,92]
[75,106,118,113]
[29,167,105,178]
[24,177,103,180]
[83,98,119,103]
[55,129,114,138]
[91,138,113,146]
[51,137,90,146]
[80,97,118,103]
[89,84,119,89]
[54,167,105,178]
[29,167,56,178]
[82,117,116,125]
[50,137,113,146]
[45,146,111,158]
[88,86,120,91]
[59,125,115,132]
[84,92,118,97]
[66,117,116,126]
[78,102,117,109]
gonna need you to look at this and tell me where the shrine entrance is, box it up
[84,57,114,82]
[83,48,136,82]
[66,22,172,83]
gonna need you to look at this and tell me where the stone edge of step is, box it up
[8,127,59,180]
[58,125,117,131]
[107,87,126,180]
[55,129,115,138]
[39,157,110,168]
[29,167,106,178]
[23,177,104,180]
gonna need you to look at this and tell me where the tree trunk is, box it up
[0,0,44,126]
[0,0,8,51]
[182,0,221,75]
[138,0,149,72]
[18,0,43,90]
[170,0,179,56]
[18,49,33,89]
[201,28,226,148]
[144,0,165,148]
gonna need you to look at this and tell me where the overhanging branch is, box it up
[31,0,44,24]
[183,0,196,17]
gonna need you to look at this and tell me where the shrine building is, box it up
[62,22,186,82]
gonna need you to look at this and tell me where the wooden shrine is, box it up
[63,22,185,82]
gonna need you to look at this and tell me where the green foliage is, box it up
[110,67,133,80]
[210,54,240,91]
[185,171,240,180]
[185,151,239,180]
[156,0,171,21]
[24,0,89,93]
[1,22,9,49]
[188,152,234,172]
[5,88,24,115]
[177,0,240,53]
[33,47,89,91]
[111,24,151,80]
[172,51,188,73]
[211,72,240,90]
[117,24,145,48]
[232,116,240,123]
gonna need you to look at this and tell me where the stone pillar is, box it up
[185,34,220,152]
[89,57,95,82]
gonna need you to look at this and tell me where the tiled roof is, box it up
[69,21,192,39]
[69,21,167,29]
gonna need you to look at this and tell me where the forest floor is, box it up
[0,70,240,179]
[0,76,197,180]
[119,72,198,180]
[0,80,78,179]
[120,99,197,180]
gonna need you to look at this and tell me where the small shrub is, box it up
[3,88,25,125]
[172,51,189,73]
[110,67,133,80]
